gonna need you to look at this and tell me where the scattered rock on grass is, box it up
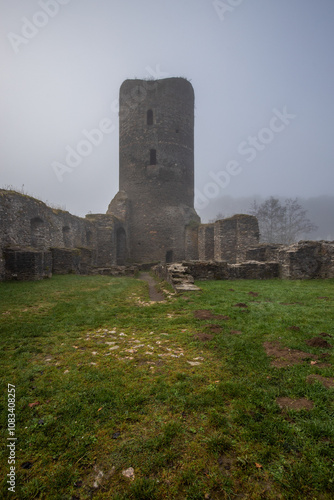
[122,467,135,480]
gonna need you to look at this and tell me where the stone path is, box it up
[138,272,165,302]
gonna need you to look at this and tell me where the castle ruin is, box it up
[1,78,333,283]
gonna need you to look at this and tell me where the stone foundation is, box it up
[4,249,52,281]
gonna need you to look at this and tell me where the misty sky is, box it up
[1,0,334,219]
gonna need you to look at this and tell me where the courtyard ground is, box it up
[0,275,333,499]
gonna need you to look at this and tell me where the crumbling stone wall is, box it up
[0,190,125,281]
[278,241,334,279]
[153,259,280,291]
[0,190,94,252]
[4,249,52,281]
[214,214,260,263]
[198,224,215,261]
[244,240,334,279]
[246,244,283,262]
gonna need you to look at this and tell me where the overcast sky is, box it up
[1,0,334,219]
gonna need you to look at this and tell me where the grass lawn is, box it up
[0,275,333,499]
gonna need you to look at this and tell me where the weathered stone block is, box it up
[51,248,80,275]
[4,249,52,281]
[214,215,259,263]
[228,261,280,280]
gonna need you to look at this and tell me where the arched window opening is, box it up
[147,109,153,125]
[150,149,157,165]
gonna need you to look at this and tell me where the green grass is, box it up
[0,275,333,499]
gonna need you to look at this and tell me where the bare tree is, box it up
[249,197,317,244]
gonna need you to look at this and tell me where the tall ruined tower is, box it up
[108,77,200,263]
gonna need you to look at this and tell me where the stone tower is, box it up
[108,77,200,263]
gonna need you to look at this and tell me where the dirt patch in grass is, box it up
[280,302,303,306]
[248,291,259,297]
[218,453,236,476]
[306,374,334,389]
[193,310,230,321]
[233,303,248,308]
[194,333,214,342]
[276,397,314,411]
[305,337,332,349]
[230,330,242,335]
[287,326,300,331]
[263,341,318,368]
[206,324,223,334]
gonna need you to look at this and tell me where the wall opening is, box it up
[62,226,71,248]
[147,109,153,125]
[166,250,173,263]
[30,217,46,249]
[150,149,157,165]
[116,227,127,266]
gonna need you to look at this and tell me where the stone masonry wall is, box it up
[278,241,334,279]
[198,224,215,261]
[0,190,125,281]
[113,78,200,263]
[0,190,95,252]
[245,240,334,279]
[214,215,260,263]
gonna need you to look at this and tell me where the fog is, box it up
[1,0,333,233]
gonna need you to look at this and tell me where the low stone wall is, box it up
[0,190,127,281]
[51,248,81,275]
[246,244,283,262]
[3,249,52,281]
[153,259,280,292]
[278,241,334,279]
[228,261,280,280]
[182,260,229,281]
[246,241,334,279]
